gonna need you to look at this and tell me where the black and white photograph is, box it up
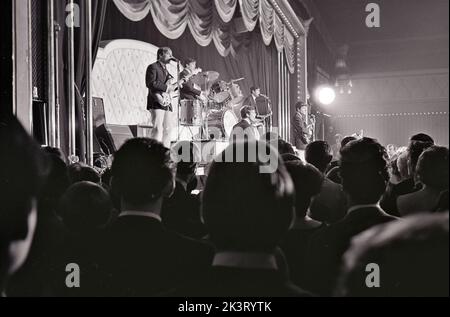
[0,0,448,300]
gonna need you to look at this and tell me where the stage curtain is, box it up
[102,4,280,125]
[55,0,108,160]
[215,0,238,23]
[111,0,296,73]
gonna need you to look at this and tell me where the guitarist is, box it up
[146,47,181,147]
[293,102,315,150]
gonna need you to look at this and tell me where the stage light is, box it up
[315,86,336,105]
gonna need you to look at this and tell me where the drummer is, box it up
[180,58,204,101]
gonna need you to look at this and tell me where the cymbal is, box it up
[191,71,220,89]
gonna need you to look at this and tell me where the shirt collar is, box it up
[348,203,382,215]
[119,210,162,222]
[213,252,278,270]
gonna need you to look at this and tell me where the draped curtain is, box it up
[111,0,296,73]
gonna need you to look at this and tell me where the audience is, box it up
[1,113,447,297]
[398,146,449,216]
[173,141,311,297]
[162,141,207,239]
[280,160,325,290]
[0,117,47,296]
[336,212,448,297]
[380,137,434,216]
[68,162,101,185]
[104,138,214,296]
[8,147,69,296]
[305,141,347,224]
[305,138,398,296]
[326,136,357,184]
[56,181,114,296]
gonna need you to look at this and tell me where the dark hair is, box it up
[407,140,434,176]
[277,139,295,156]
[285,161,324,217]
[339,138,389,204]
[305,141,333,173]
[183,57,196,68]
[295,101,307,110]
[416,146,449,191]
[157,47,172,59]
[202,141,294,252]
[0,116,47,242]
[42,146,67,164]
[111,138,173,205]
[341,136,357,148]
[39,154,70,218]
[68,163,101,184]
[250,86,260,93]
[59,181,114,234]
[240,105,256,119]
[410,133,434,144]
[337,213,449,296]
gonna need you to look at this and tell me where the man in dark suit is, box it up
[162,141,207,239]
[292,102,314,150]
[229,106,260,142]
[171,141,311,297]
[305,138,398,296]
[243,86,260,109]
[180,58,202,101]
[104,138,214,296]
[146,47,178,147]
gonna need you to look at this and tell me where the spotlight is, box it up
[315,86,336,105]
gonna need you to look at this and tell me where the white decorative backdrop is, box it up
[92,40,178,127]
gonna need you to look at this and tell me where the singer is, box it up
[292,102,315,150]
[146,47,183,147]
[243,86,261,111]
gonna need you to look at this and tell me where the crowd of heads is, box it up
[0,114,448,297]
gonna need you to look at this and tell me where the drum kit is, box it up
[179,71,246,140]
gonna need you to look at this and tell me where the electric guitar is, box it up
[152,69,200,111]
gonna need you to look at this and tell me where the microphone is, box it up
[169,57,180,63]
[260,94,270,100]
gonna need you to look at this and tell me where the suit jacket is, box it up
[162,180,207,239]
[292,112,309,149]
[103,215,214,296]
[243,95,258,108]
[169,266,312,297]
[304,206,398,296]
[230,119,258,142]
[180,69,202,100]
[146,61,171,110]
[380,178,420,216]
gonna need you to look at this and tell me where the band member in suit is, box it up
[230,106,261,142]
[180,58,202,101]
[292,102,315,150]
[146,47,179,148]
[243,86,260,110]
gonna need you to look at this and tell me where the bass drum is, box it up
[207,109,238,140]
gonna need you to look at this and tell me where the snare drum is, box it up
[179,100,203,126]
[207,109,238,140]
